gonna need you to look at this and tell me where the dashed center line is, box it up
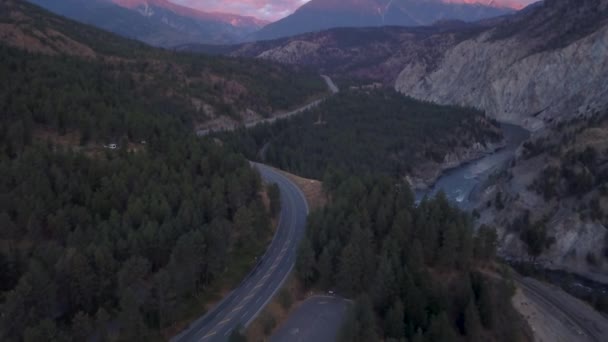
[202,331,217,339]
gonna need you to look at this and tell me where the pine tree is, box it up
[464,299,482,341]
[316,246,334,289]
[385,299,405,339]
[371,252,397,311]
[428,312,457,342]
[296,236,316,287]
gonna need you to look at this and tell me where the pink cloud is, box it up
[170,0,538,21]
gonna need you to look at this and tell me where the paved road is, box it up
[270,296,350,342]
[197,75,339,136]
[515,275,608,342]
[243,75,339,128]
[173,163,309,342]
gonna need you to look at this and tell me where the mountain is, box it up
[252,0,516,41]
[211,23,484,85]
[226,0,607,131]
[0,1,303,340]
[1,0,325,139]
[27,0,268,46]
[221,0,608,280]
[395,0,608,280]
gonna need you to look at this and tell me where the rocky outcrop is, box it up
[475,115,608,282]
[396,0,608,130]
[408,139,505,190]
[227,26,462,85]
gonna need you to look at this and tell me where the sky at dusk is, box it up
[170,0,538,21]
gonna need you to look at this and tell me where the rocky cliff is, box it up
[409,139,505,190]
[223,1,608,130]
[395,0,608,130]
[475,113,608,282]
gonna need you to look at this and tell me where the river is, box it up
[416,123,530,210]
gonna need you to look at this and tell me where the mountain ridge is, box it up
[110,0,269,27]
[27,0,265,46]
[252,0,516,41]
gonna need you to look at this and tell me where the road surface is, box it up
[270,296,350,342]
[172,163,309,342]
[243,75,338,128]
[197,75,339,136]
[514,275,608,342]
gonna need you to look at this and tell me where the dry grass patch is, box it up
[277,169,327,210]
[246,275,307,342]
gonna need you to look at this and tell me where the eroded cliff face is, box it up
[395,0,608,130]
[475,115,608,282]
[408,139,505,190]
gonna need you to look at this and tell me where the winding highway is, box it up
[197,75,339,136]
[173,163,309,342]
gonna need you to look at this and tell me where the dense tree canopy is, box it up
[297,175,529,341]
[0,24,292,338]
[219,89,502,179]
[0,134,274,340]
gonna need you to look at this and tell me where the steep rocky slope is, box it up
[224,25,469,85]
[396,0,608,130]
[395,0,608,281]
[476,111,608,282]
[222,0,607,130]
[215,0,608,282]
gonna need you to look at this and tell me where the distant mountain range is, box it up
[251,0,517,41]
[29,0,521,46]
[27,0,268,47]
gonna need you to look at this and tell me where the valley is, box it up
[2,0,608,341]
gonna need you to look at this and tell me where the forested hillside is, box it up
[0,40,283,341]
[296,176,530,341]
[0,0,326,139]
[0,137,275,341]
[220,89,502,181]
[0,1,298,340]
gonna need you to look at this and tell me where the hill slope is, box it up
[28,0,267,46]
[252,0,514,41]
[0,0,326,143]
[0,1,306,341]
[226,0,607,130]
[219,0,608,282]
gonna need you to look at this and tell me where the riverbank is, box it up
[415,123,530,209]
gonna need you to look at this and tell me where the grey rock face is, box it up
[395,1,608,130]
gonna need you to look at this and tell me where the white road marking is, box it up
[202,331,217,339]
